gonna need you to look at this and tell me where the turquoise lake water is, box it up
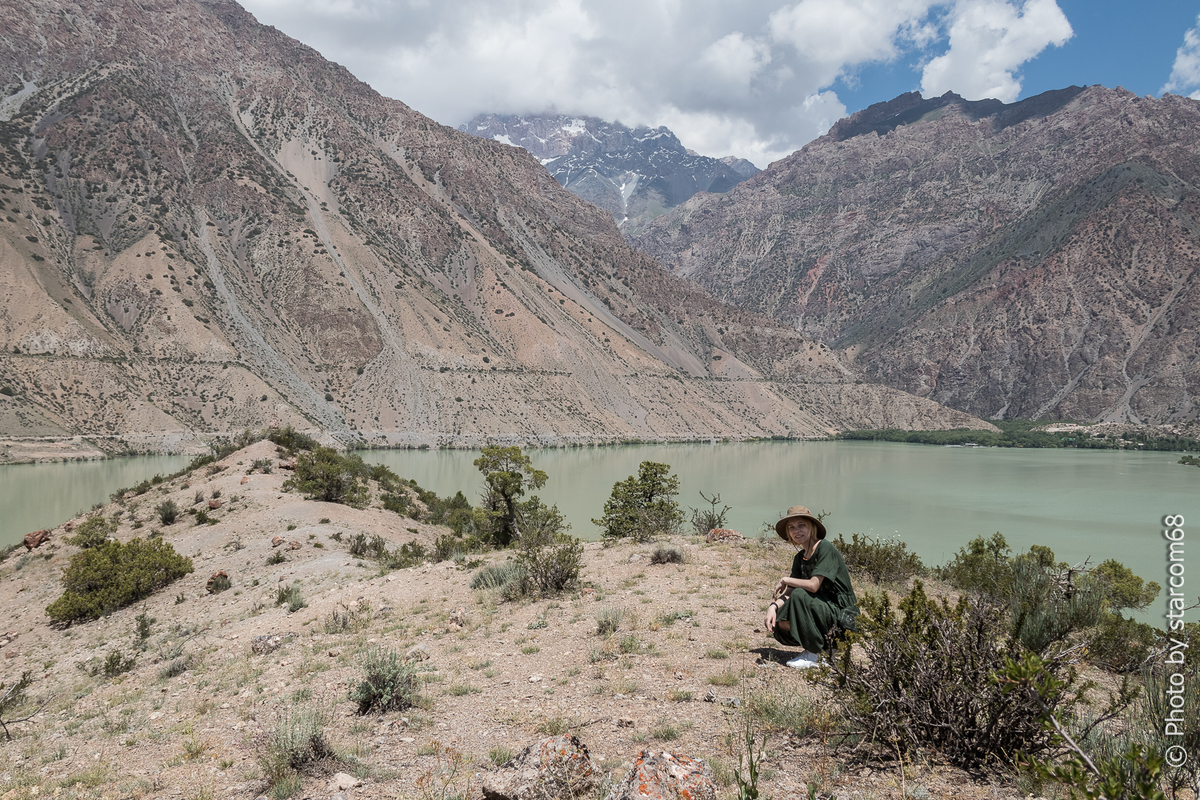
[3,441,1192,626]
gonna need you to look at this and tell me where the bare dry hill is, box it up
[0,0,988,462]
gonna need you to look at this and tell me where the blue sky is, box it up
[239,0,1200,167]
[836,2,1200,113]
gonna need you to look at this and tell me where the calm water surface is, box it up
[3,443,1192,626]
[2,455,191,545]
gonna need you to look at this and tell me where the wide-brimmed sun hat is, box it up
[775,505,827,541]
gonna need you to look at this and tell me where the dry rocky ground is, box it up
[0,441,1121,800]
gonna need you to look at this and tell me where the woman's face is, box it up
[785,517,812,546]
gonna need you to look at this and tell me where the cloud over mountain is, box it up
[240,0,1075,167]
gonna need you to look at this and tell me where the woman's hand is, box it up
[773,578,791,599]
[765,601,778,632]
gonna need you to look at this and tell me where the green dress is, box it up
[772,540,858,654]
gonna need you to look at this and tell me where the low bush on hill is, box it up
[349,647,420,714]
[46,538,193,623]
[283,447,371,507]
[67,516,117,549]
[832,532,924,586]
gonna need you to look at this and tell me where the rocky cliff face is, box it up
[633,87,1200,424]
[0,0,985,457]
[460,113,757,237]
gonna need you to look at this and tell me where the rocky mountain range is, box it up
[0,0,986,460]
[633,87,1200,425]
[460,113,757,236]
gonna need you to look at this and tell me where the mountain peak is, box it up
[460,113,757,235]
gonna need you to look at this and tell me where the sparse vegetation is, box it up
[349,647,420,714]
[689,490,731,535]
[254,706,338,791]
[156,499,180,525]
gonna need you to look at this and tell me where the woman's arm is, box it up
[775,574,824,596]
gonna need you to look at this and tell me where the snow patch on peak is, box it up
[492,134,516,146]
[561,118,588,135]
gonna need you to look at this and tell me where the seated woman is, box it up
[764,505,859,669]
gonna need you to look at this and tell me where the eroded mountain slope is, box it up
[0,0,988,459]
[634,88,1200,424]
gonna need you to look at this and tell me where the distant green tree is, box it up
[474,446,547,547]
[283,447,370,507]
[593,461,684,542]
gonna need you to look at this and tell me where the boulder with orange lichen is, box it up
[607,750,716,800]
[481,734,597,800]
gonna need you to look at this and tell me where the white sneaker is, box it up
[785,651,821,669]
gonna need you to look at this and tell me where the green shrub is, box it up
[999,653,1162,800]
[46,538,194,623]
[593,461,684,542]
[1007,550,1104,653]
[1137,662,1200,794]
[276,583,306,613]
[382,540,428,570]
[1091,559,1161,612]
[102,650,137,677]
[824,581,1082,769]
[516,498,581,595]
[349,647,419,714]
[266,550,287,566]
[282,447,370,507]
[268,425,318,453]
[208,573,232,594]
[595,606,625,636]
[156,500,180,526]
[832,532,925,586]
[68,517,116,549]
[469,562,527,592]
[381,492,408,514]
[254,706,336,788]
[935,532,1013,597]
[688,490,731,535]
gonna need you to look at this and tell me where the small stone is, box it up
[529,675,542,683]
[329,772,361,791]
[328,648,340,657]
[402,642,430,664]
[271,536,285,548]
[616,717,634,728]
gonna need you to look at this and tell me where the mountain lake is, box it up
[2,441,1192,625]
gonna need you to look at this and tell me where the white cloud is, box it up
[1162,14,1200,100]
[239,0,1072,167]
[920,0,1072,102]
[768,0,937,77]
